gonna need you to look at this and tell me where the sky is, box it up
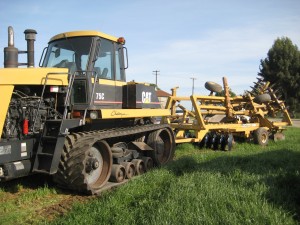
[0,0,299,97]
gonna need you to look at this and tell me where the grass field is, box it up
[1,128,299,225]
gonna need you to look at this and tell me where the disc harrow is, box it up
[163,76,292,149]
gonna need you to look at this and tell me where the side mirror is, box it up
[55,48,60,58]
[120,46,128,69]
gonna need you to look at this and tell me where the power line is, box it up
[153,70,160,86]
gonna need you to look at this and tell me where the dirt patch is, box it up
[38,194,95,221]
[0,174,96,223]
[292,119,300,128]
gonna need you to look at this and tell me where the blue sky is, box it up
[1,0,299,97]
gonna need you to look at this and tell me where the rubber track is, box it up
[53,124,172,194]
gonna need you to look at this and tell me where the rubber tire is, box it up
[204,81,222,93]
[253,94,271,104]
[53,139,112,194]
[253,128,269,146]
[147,128,175,166]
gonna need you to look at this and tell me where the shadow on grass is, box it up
[167,149,300,221]
[0,173,80,196]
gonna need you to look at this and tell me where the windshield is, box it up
[42,36,93,73]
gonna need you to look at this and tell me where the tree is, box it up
[258,37,300,112]
[215,88,236,97]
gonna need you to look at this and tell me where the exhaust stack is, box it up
[3,26,37,68]
[4,26,18,68]
[24,29,37,67]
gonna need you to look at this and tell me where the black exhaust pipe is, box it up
[24,29,37,67]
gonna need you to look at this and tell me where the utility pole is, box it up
[190,77,196,111]
[190,77,196,95]
[153,70,160,87]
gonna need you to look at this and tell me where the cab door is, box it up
[91,38,126,109]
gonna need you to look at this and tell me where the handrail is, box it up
[32,72,68,133]
[83,70,99,121]
[62,71,78,119]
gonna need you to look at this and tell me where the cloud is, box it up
[127,21,300,97]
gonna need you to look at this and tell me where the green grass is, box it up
[45,127,300,225]
[0,181,64,225]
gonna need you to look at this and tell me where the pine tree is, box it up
[258,37,300,112]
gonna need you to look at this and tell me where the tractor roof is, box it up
[49,30,119,43]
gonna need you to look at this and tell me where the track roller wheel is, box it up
[121,162,135,179]
[253,128,269,146]
[110,164,126,183]
[147,128,175,166]
[142,157,154,171]
[131,159,146,175]
[53,140,112,194]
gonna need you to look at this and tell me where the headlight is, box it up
[90,111,98,119]
[0,167,4,177]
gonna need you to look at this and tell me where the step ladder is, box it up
[32,70,98,175]
[32,120,66,174]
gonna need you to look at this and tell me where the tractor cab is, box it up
[42,31,128,111]
[42,31,126,81]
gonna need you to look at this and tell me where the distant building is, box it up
[156,89,171,108]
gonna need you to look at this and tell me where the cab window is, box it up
[94,39,113,79]
[93,39,126,81]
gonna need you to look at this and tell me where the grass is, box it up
[0,178,65,225]
[47,127,300,225]
[1,128,299,225]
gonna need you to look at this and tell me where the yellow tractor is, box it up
[0,27,175,194]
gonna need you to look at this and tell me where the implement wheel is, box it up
[253,94,271,104]
[147,128,175,166]
[205,81,222,93]
[54,140,112,194]
[253,128,269,146]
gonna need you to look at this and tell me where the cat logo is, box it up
[142,91,152,103]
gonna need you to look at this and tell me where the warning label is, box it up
[0,145,12,156]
